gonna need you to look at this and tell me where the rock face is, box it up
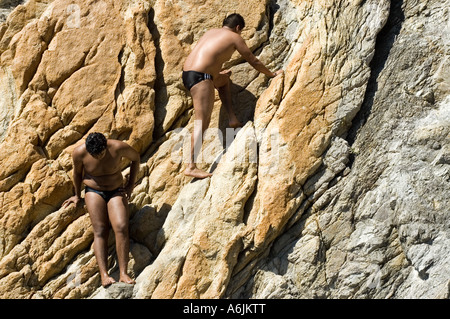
[0,0,448,299]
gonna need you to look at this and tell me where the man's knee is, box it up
[93,224,110,238]
[112,221,129,236]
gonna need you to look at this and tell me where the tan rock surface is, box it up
[0,0,156,298]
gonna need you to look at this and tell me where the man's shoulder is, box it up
[108,139,139,159]
[220,28,241,38]
[206,28,239,39]
[107,139,133,153]
[108,139,128,148]
[72,143,87,159]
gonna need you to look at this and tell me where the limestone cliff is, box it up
[0,0,448,299]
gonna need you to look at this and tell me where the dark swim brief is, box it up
[85,186,125,202]
[182,70,213,91]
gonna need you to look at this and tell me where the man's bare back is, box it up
[183,28,241,78]
[183,27,279,79]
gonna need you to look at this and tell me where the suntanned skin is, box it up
[183,25,283,179]
[62,139,140,287]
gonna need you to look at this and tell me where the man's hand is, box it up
[62,195,82,209]
[124,184,134,200]
[272,69,284,77]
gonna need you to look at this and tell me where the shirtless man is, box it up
[182,13,283,179]
[62,132,140,287]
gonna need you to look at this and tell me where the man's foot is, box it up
[101,274,116,287]
[184,167,212,179]
[119,273,136,285]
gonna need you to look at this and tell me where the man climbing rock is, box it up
[62,132,140,287]
[182,13,283,179]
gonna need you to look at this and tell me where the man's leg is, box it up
[107,194,135,284]
[214,70,243,129]
[85,192,116,287]
[184,79,215,179]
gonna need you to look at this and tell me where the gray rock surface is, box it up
[230,0,450,299]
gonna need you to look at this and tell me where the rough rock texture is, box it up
[229,0,450,299]
[0,1,25,24]
[0,0,448,299]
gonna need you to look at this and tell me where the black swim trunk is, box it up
[85,186,125,202]
[182,70,213,91]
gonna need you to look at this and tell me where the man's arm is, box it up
[119,142,140,199]
[62,148,84,208]
[234,35,283,77]
[72,151,84,199]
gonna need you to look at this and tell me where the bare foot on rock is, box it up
[184,167,212,179]
[101,274,116,287]
[119,273,136,285]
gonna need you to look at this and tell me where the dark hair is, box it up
[222,13,245,29]
[85,132,107,155]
